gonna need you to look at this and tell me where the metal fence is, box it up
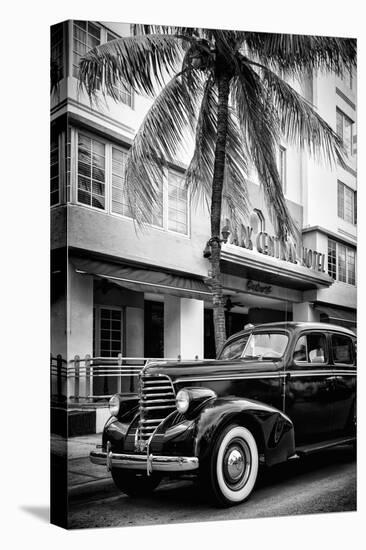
[50,353,202,404]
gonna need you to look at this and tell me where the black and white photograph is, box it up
[48,15,358,532]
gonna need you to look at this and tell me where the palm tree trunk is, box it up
[210,74,230,356]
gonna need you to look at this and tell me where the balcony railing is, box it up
[50,353,203,404]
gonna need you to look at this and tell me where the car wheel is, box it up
[207,424,259,507]
[111,469,162,497]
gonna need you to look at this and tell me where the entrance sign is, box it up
[246,280,272,294]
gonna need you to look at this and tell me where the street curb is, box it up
[69,476,117,501]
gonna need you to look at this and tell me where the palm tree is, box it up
[78,26,356,354]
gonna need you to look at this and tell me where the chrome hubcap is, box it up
[222,438,251,490]
[226,448,245,482]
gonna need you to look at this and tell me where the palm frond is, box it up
[245,57,346,166]
[232,65,297,239]
[185,77,216,211]
[132,24,199,38]
[244,33,357,77]
[212,29,247,59]
[124,70,203,224]
[186,78,250,228]
[222,109,251,229]
[78,34,185,99]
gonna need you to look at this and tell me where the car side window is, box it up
[331,334,354,365]
[219,336,249,360]
[293,335,307,362]
[293,333,328,364]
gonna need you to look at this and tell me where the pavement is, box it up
[56,432,187,502]
[68,433,112,499]
[52,432,116,500]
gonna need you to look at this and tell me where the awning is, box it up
[71,257,212,300]
[314,304,357,327]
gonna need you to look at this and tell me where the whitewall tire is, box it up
[209,424,259,506]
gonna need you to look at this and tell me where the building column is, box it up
[293,302,320,323]
[67,265,94,400]
[164,296,204,360]
[125,306,144,393]
[125,307,144,358]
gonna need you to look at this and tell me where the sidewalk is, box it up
[66,433,116,500]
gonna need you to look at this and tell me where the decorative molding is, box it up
[337,228,357,241]
[336,87,356,111]
[302,225,357,246]
[341,163,357,178]
[68,98,135,136]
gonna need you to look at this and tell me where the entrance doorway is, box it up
[144,300,164,358]
[204,309,248,359]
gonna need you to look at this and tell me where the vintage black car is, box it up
[90,322,356,506]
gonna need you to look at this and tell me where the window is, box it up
[77,133,106,210]
[168,171,188,234]
[243,333,288,359]
[294,333,328,364]
[338,181,356,224]
[278,146,287,193]
[336,109,354,158]
[111,147,130,217]
[50,133,60,206]
[51,23,64,81]
[331,334,354,365]
[219,336,250,360]
[338,244,347,283]
[328,238,356,286]
[346,247,356,285]
[146,174,164,227]
[73,21,101,78]
[99,308,123,357]
[93,306,123,358]
[328,239,337,280]
[106,31,134,107]
[71,22,134,108]
[73,129,189,233]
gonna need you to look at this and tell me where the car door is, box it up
[285,330,334,446]
[329,332,356,436]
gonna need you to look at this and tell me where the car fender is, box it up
[191,396,295,467]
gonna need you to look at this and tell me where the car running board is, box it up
[293,436,355,457]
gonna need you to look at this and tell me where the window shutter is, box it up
[336,109,343,138]
[354,191,357,225]
[337,181,344,219]
[352,134,357,155]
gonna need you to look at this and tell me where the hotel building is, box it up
[51,21,357,431]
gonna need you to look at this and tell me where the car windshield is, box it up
[219,335,250,360]
[242,332,288,360]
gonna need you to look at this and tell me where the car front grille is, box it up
[135,373,176,451]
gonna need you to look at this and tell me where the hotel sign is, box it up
[230,226,326,273]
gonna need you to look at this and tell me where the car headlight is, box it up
[176,389,190,414]
[109,394,120,417]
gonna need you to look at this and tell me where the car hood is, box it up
[142,358,282,382]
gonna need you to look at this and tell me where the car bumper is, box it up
[90,449,199,473]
